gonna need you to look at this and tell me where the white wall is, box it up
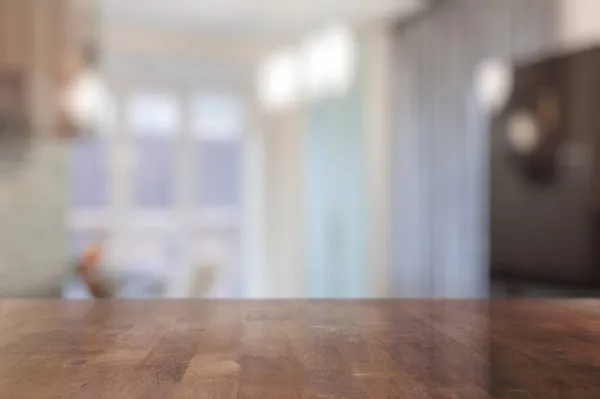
[0,139,69,297]
[363,23,394,297]
[241,97,269,297]
[258,106,307,297]
[558,0,600,49]
[248,23,395,298]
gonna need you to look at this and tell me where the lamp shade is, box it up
[474,58,514,115]
[60,69,108,135]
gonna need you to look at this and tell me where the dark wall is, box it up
[491,48,600,285]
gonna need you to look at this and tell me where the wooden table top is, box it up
[1,300,600,398]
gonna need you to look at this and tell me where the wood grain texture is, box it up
[0,0,75,137]
[0,300,599,398]
[0,0,29,69]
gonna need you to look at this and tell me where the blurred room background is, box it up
[1,0,600,299]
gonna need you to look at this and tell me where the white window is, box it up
[67,87,244,298]
[127,92,179,208]
[190,93,243,141]
[127,93,181,134]
[190,93,243,297]
[67,93,116,259]
[191,93,242,210]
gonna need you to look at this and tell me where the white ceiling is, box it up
[102,0,424,43]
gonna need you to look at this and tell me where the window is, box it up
[68,228,106,261]
[68,93,115,208]
[69,137,109,208]
[190,94,243,141]
[67,86,245,298]
[127,92,179,208]
[67,94,116,262]
[190,93,244,297]
[191,94,242,208]
[195,141,240,207]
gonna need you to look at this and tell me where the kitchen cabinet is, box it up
[0,0,76,136]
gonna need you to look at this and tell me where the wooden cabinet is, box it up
[0,0,29,69]
[0,0,74,136]
[491,47,600,287]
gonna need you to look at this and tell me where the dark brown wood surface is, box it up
[1,300,600,398]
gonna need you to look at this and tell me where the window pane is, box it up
[190,94,243,140]
[191,93,242,207]
[192,227,240,298]
[196,140,240,207]
[68,229,106,260]
[134,137,175,207]
[128,93,180,135]
[128,92,178,208]
[69,138,109,207]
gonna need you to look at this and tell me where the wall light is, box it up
[257,49,300,111]
[61,65,109,136]
[300,25,357,100]
[258,24,357,110]
[474,58,514,115]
